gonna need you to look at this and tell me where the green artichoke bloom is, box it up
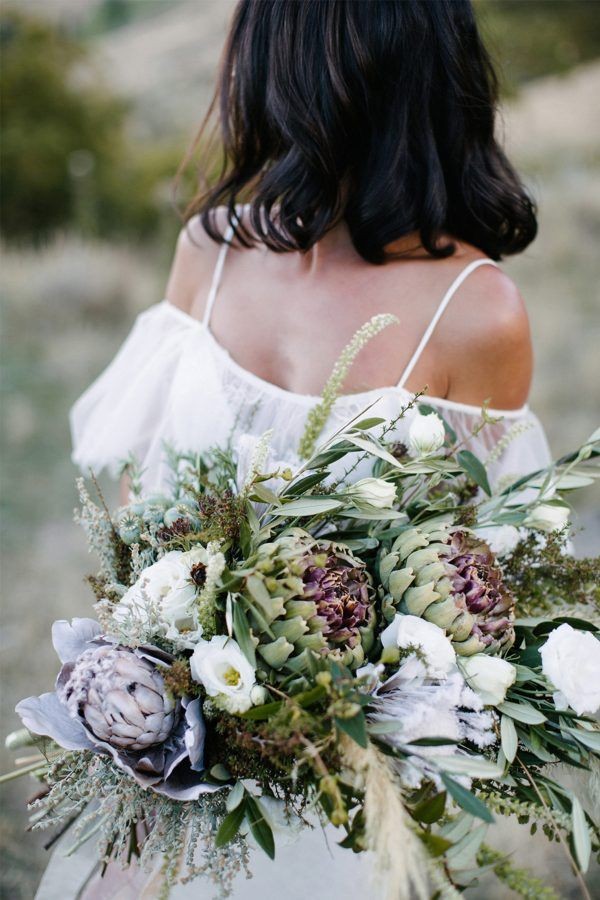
[238,529,375,674]
[379,522,515,656]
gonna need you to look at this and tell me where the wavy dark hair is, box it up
[183,0,537,263]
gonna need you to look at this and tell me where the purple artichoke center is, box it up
[301,551,371,649]
[447,532,514,648]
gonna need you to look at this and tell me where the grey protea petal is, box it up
[104,690,148,730]
[183,698,205,772]
[134,684,165,715]
[52,618,103,664]
[154,757,223,801]
[16,693,95,752]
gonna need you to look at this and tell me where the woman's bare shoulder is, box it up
[164,207,232,318]
[437,259,533,410]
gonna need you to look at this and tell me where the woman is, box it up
[39,1,551,897]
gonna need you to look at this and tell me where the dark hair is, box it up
[183,0,537,263]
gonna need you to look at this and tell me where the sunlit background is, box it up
[1,1,599,897]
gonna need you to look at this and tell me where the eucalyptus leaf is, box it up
[215,802,247,849]
[457,450,491,496]
[497,701,547,725]
[270,497,344,517]
[226,782,246,812]
[245,796,275,860]
[441,774,494,823]
[335,711,368,748]
[571,795,591,872]
[500,715,518,764]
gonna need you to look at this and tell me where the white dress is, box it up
[35,229,552,899]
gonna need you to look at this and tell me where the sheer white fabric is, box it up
[70,300,552,495]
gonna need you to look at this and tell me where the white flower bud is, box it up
[524,503,570,533]
[347,477,396,509]
[381,614,456,679]
[459,654,516,706]
[250,685,269,706]
[408,412,446,456]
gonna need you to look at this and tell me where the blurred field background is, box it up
[1,1,599,897]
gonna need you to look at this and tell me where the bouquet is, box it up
[5,319,600,899]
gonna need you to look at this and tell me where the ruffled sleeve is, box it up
[70,303,194,479]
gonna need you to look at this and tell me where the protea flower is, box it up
[379,522,515,656]
[57,645,176,751]
[16,618,219,800]
[237,529,375,673]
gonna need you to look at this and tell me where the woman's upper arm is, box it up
[441,266,533,410]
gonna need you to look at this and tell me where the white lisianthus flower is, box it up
[540,623,600,716]
[408,412,446,456]
[114,547,209,633]
[524,503,570,533]
[347,478,396,509]
[459,655,517,706]
[190,635,257,714]
[381,614,456,679]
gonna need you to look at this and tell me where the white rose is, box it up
[381,614,456,679]
[347,478,396,509]
[524,503,570,533]
[540,623,600,716]
[190,635,257,714]
[115,547,207,632]
[459,655,517,706]
[408,412,446,456]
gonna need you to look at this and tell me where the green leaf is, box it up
[283,473,327,496]
[563,726,600,752]
[457,450,491,496]
[335,711,368,749]
[232,599,257,668]
[429,755,504,779]
[344,435,403,467]
[295,684,327,708]
[420,832,453,856]
[441,774,494,823]
[353,417,386,430]
[245,796,275,860]
[412,791,447,824]
[215,801,247,849]
[500,715,518,764]
[240,700,283,721]
[250,483,281,505]
[571,795,591,872]
[270,497,344,517]
[226,782,245,812]
[209,764,231,782]
[497,701,547,725]
[409,737,459,747]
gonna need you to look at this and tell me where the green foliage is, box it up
[0,8,191,244]
[476,0,600,94]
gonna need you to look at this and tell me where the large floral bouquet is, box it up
[5,320,600,898]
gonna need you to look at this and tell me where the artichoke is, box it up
[379,522,515,655]
[237,530,375,674]
[58,645,176,750]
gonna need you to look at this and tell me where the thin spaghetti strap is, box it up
[202,221,236,328]
[396,258,499,389]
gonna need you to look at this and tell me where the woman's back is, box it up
[166,206,533,411]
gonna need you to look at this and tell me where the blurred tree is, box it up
[0,8,188,244]
[476,0,600,93]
